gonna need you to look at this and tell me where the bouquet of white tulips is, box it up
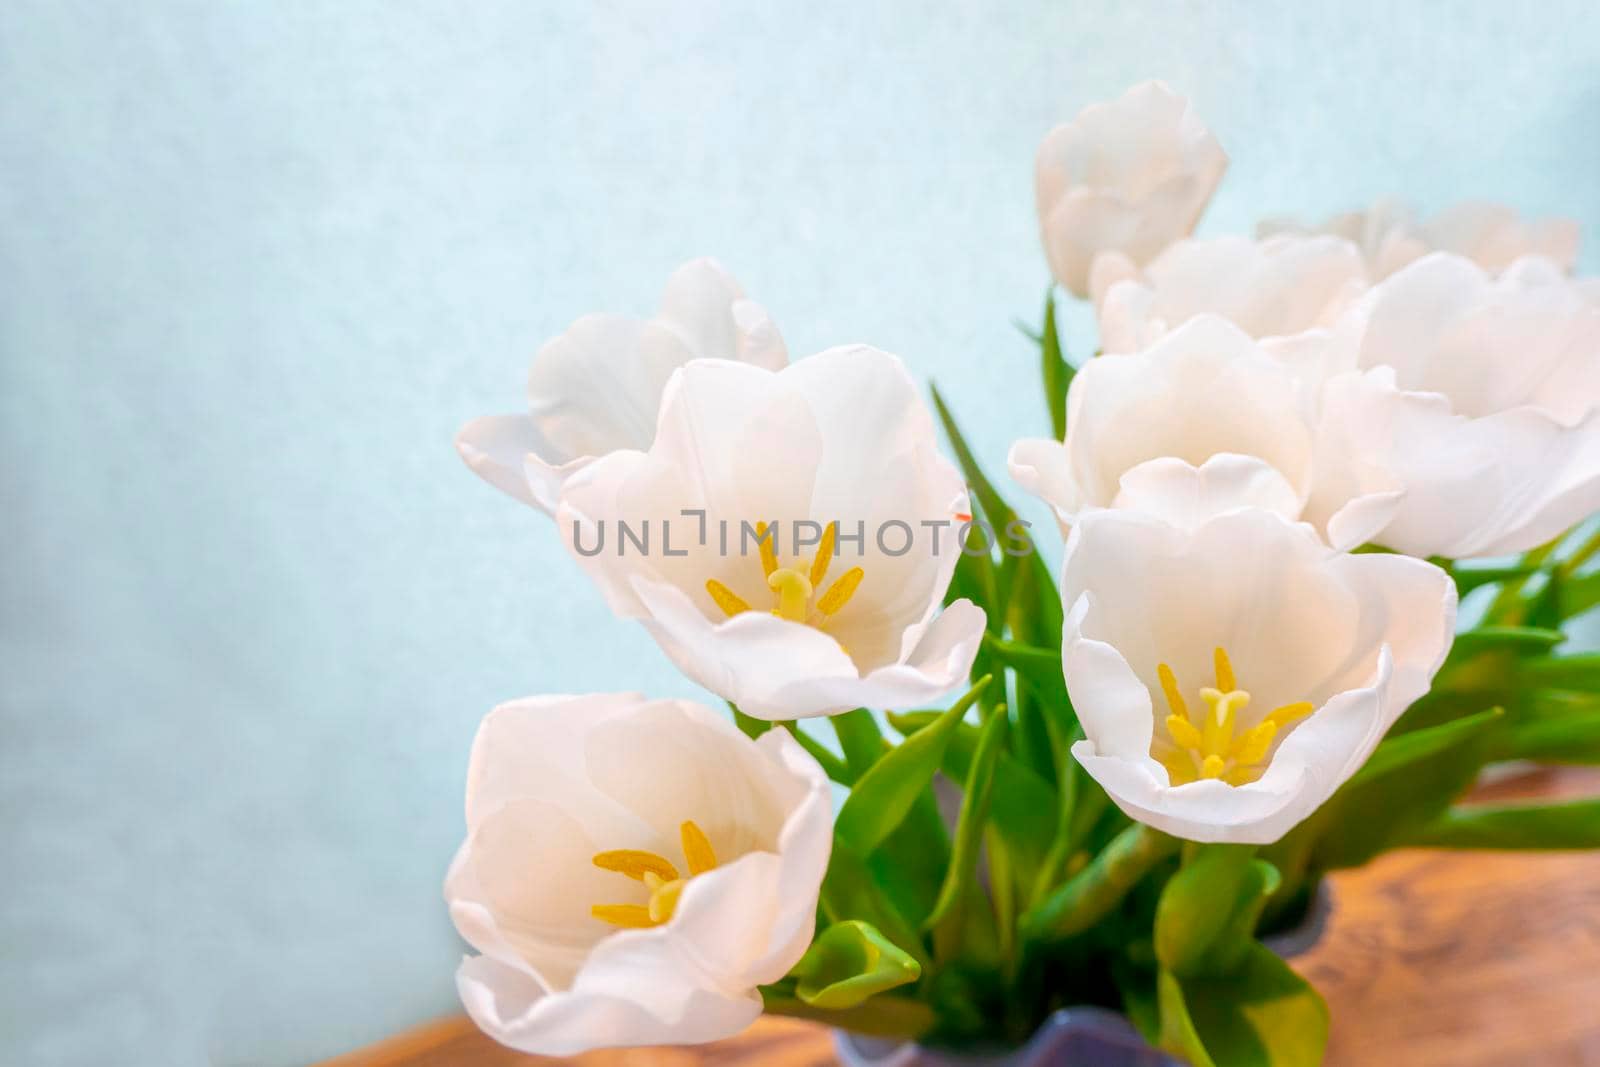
[446,82,1600,1066]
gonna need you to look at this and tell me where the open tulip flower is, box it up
[555,346,985,720]
[446,692,831,1055]
[1090,234,1368,352]
[452,80,1600,1067]
[455,257,787,513]
[1305,253,1600,558]
[1061,507,1456,844]
[1036,80,1228,297]
[1261,196,1581,281]
[1008,314,1398,549]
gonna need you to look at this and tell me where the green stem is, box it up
[781,721,853,785]
[1486,537,1562,624]
[760,991,937,1041]
[1021,824,1179,942]
[1557,525,1600,578]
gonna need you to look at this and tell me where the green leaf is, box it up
[760,990,935,1040]
[1158,945,1329,1067]
[1450,562,1541,597]
[924,705,1010,933]
[1271,707,1504,873]
[819,844,929,971]
[1039,288,1072,441]
[1504,713,1600,763]
[1522,653,1600,690]
[1155,846,1280,979]
[1400,797,1600,850]
[983,633,1067,704]
[791,920,922,1009]
[832,709,886,781]
[887,709,1057,879]
[731,705,772,739]
[780,722,852,785]
[834,678,990,857]
[1446,625,1565,661]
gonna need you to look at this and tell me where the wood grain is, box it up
[322,769,1600,1067]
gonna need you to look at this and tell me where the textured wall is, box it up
[2,2,1596,1063]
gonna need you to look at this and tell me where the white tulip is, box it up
[1036,81,1229,298]
[1091,235,1367,353]
[555,348,986,720]
[1062,508,1456,845]
[456,258,787,513]
[1260,197,1581,280]
[1303,253,1600,558]
[447,692,832,1056]
[1008,315,1398,550]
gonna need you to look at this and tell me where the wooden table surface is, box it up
[324,769,1600,1067]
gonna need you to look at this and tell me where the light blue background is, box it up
[2,2,1597,1064]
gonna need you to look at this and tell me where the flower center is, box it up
[1152,646,1313,787]
[704,521,864,628]
[590,820,720,929]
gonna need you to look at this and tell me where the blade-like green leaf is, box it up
[1446,625,1565,661]
[924,705,1010,932]
[819,842,929,971]
[1400,797,1600,850]
[1522,653,1600,690]
[780,722,852,785]
[1158,945,1329,1067]
[1504,714,1600,763]
[1450,562,1541,597]
[791,920,922,1009]
[832,709,887,781]
[833,678,990,857]
[1039,288,1072,443]
[1155,845,1280,979]
[887,708,1057,878]
[1271,707,1504,874]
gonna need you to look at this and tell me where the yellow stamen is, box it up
[592,850,679,882]
[817,567,865,616]
[1157,663,1188,720]
[1213,646,1236,692]
[1166,714,1203,752]
[647,879,686,923]
[755,521,778,578]
[680,820,717,876]
[590,904,654,928]
[810,522,837,587]
[768,568,814,622]
[705,579,751,618]
[590,821,723,929]
[1265,701,1314,729]
[1158,747,1199,786]
[1151,647,1312,789]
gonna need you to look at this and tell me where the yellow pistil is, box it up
[591,820,720,929]
[703,521,865,634]
[1152,646,1315,787]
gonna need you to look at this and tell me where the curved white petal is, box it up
[556,347,979,718]
[459,260,787,512]
[1309,257,1600,557]
[457,952,762,1057]
[447,692,832,1056]
[1096,234,1367,352]
[1061,508,1455,844]
[1036,81,1228,296]
[1013,316,1318,530]
[1112,454,1302,529]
